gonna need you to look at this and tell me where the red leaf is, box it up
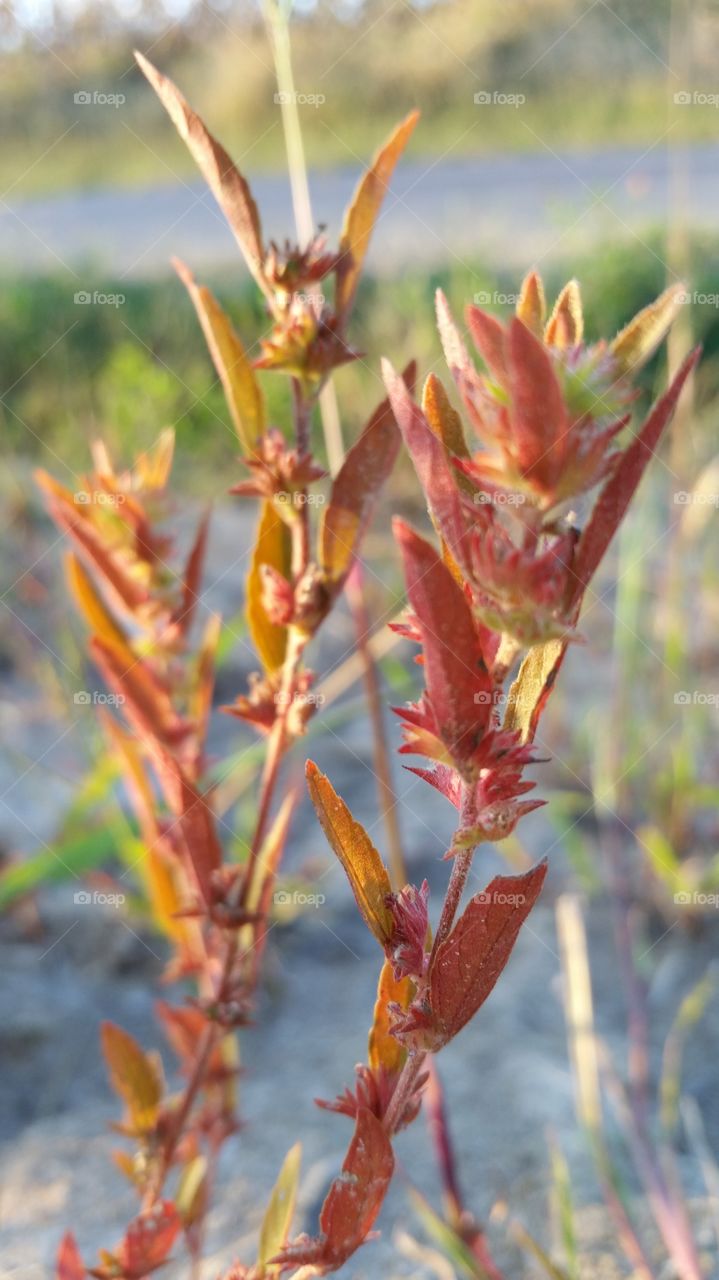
[428,861,547,1046]
[570,346,701,607]
[466,305,509,384]
[89,637,190,754]
[175,509,210,637]
[382,360,469,568]
[274,1108,394,1270]
[119,1201,180,1277]
[507,316,567,480]
[175,772,224,907]
[394,520,492,767]
[319,361,416,593]
[57,1232,85,1280]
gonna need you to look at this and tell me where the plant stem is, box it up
[432,785,479,958]
[384,1051,427,1136]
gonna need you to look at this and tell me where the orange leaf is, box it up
[305,761,392,945]
[319,362,415,590]
[65,552,135,667]
[89,636,189,753]
[174,258,265,452]
[136,55,266,291]
[336,110,419,317]
[247,501,292,674]
[545,279,583,348]
[175,506,210,637]
[101,1022,163,1131]
[516,269,546,335]
[368,960,412,1076]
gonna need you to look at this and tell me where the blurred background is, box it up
[3,3,719,1277]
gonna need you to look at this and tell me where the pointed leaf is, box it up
[382,360,469,567]
[319,362,415,590]
[507,316,567,470]
[610,283,686,375]
[545,279,583,348]
[465,306,508,384]
[176,506,210,636]
[394,520,492,765]
[136,55,266,290]
[571,346,701,606]
[65,552,135,668]
[368,959,412,1076]
[101,1022,163,1131]
[428,861,547,1045]
[120,1201,181,1275]
[57,1232,85,1280]
[258,1142,302,1274]
[336,110,419,317]
[421,373,469,466]
[516,269,546,335]
[89,636,189,751]
[306,761,392,945]
[318,1108,394,1266]
[247,501,292,674]
[174,259,265,452]
[503,638,568,743]
[175,771,224,906]
[134,427,175,491]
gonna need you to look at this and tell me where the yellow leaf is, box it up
[336,110,419,317]
[101,1022,163,1131]
[175,258,265,452]
[610,283,686,375]
[176,1156,208,1229]
[545,279,583,348]
[422,373,469,467]
[65,553,135,667]
[247,501,292,673]
[134,428,175,491]
[257,1142,302,1275]
[368,960,412,1076]
[516,270,546,335]
[503,638,566,743]
[305,761,393,945]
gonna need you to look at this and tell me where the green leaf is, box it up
[257,1142,302,1274]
